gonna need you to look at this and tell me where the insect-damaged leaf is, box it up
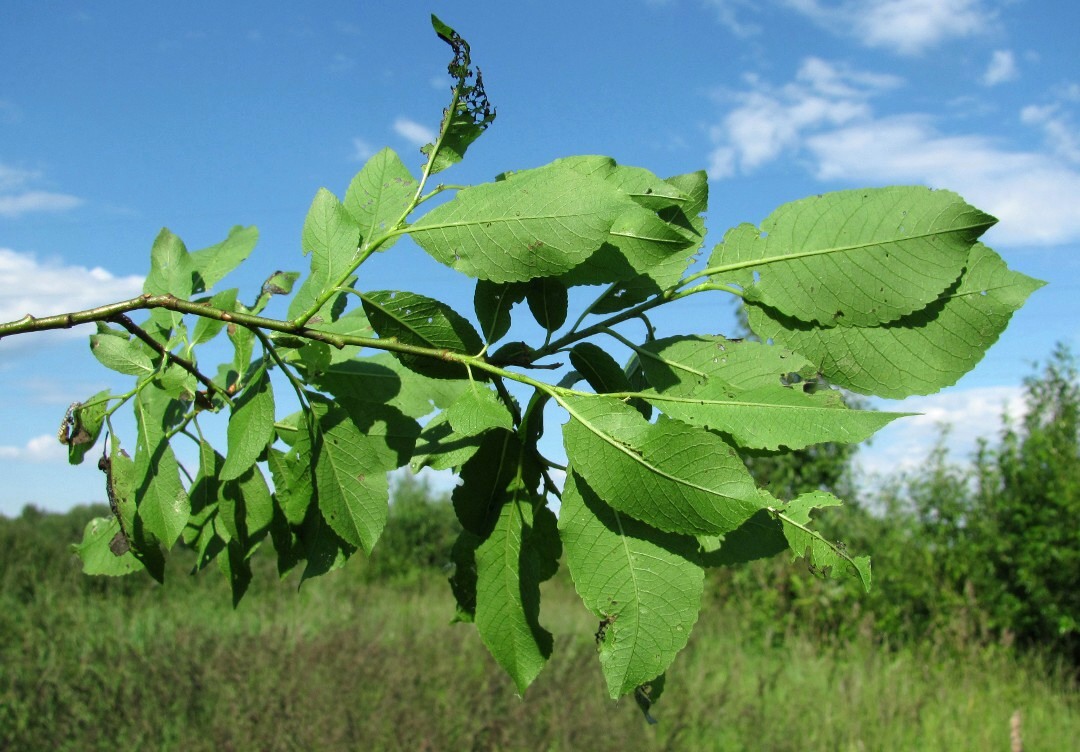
[560,472,702,698]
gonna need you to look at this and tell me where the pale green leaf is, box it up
[445,385,514,437]
[89,333,155,377]
[316,352,468,419]
[133,438,190,548]
[410,163,636,282]
[561,394,769,535]
[287,188,361,324]
[144,228,195,299]
[637,336,905,450]
[747,243,1046,397]
[560,472,703,698]
[710,186,995,327]
[343,147,416,250]
[191,288,238,346]
[190,225,258,293]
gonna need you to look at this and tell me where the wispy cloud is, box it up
[0,162,83,218]
[351,137,376,162]
[857,385,1025,478]
[708,59,1080,246]
[393,117,436,147]
[708,58,900,178]
[0,434,67,463]
[784,0,995,55]
[982,49,1018,86]
[0,248,144,334]
[701,0,761,37]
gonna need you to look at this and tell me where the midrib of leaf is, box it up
[556,394,728,501]
[362,293,450,351]
[630,391,911,418]
[695,221,990,282]
[610,505,646,688]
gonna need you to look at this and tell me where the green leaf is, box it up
[747,243,1046,398]
[144,228,196,332]
[220,463,274,546]
[636,336,905,450]
[452,430,526,536]
[132,387,189,548]
[361,290,484,379]
[445,385,514,437]
[560,472,703,698]
[776,491,872,591]
[561,394,768,536]
[316,352,468,419]
[525,277,568,332]
[220,365,275,481]
[474,280,526,345]
[299,503,356,583]
[569,342,633,394]
[710,186,995,327]
[474,490,556,694]
[219,539,254,607]
[343,147,416,250]
[590,170,707,313]
[288,188,361,324]
[422,15,495,175]
[190,225,258,293]
[308,394,416,553]
[73,517,144,576]
[697,509,789,568]
[89,333,155,377]
[410,411,484,472]
[191,288,239,346]
[410,163,636,283]
[449,529,481,622]
[144,228,195,299]
[267,440,314,526]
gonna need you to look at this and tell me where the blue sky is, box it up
[1,0,1078,515]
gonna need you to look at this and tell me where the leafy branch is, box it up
[0,15,1042,717]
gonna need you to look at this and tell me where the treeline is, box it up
[4,346,1077,665]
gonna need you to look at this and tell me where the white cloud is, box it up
[0,248,144,339]
[806,117,1080,245]
[857,385,1026,478]
[982,49,1018,86]
[785,0,994,55]
[0,162,83,218]
[393,117,436,147]
[709,59,1080,246]
[1021,104,1080,165]
[351,137,375,162]
[701,0,761,36]
[708,58,899,178]
[0,434,67,463]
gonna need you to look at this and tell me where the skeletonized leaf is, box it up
[747,243,1046,398]
[637,336,905,450]
[710,187,995,327]
[561,394,768,535]
[776,490,872,591]
[343,147,416,250]
[560,472,703,698]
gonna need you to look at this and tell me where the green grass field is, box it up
[2,534,1077,752]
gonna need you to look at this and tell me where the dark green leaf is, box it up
[525,277,568,332]
[474,279,526,345]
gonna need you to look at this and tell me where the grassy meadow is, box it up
[1,505,1078,751]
